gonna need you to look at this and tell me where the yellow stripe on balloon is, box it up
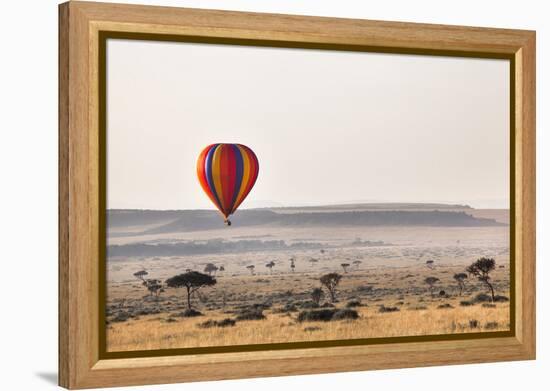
[212,145,226,212]
[233,144,250,212]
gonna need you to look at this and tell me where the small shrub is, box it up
[273,303,298,313]
[198,318,236,328]
[236,309,266,321]
[460,300,474,306]
[494,295,509,302]
[438,290,446,297]
[346,300,362,308]
[112,311,130,322]
[333,309,359,320]
[484,321,499,330]
[408,305,428,310]
[355,285,373,293]
[482,303,497,308]
[299,301,320,309]
[469,319,479,328]
[297,309,337,322]
[180,309,202,317]
[379,305,400,313]
[320,302,335,308]
[437,303,454,309]
[471,293,493,303]
[164,317,177,323]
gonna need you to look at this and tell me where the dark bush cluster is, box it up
[235,308,266,321]
[332,309,359,320]
[297,309,336,322]
[179,308,202,317]
[297,308,359,322]
[299,301,320,309]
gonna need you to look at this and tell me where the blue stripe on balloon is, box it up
[230,144,244,213]
[205,144,223,210]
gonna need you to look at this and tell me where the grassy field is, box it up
[106,254,510,351]
[107,300,509,351]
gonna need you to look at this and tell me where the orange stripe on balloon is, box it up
[211,145,227,215]
[232,145,258,213]
[232,144,250,212]
[196,144,219,209]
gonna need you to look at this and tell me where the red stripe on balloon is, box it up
[218,145,234,215]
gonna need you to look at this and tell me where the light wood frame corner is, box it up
[59,1,535,389]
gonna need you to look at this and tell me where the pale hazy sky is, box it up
[107,39,509,210]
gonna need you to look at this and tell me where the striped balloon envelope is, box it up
[196,144,259,225]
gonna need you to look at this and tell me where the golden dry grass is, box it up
[107,302,509,351]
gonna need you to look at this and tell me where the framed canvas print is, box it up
[58,1,536,389]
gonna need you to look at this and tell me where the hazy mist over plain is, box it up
[106,40,509,210]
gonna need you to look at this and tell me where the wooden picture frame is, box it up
[59,1,536,388]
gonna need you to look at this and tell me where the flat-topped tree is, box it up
[341,263,350,273]
[204,263,218,276]
[424,277,440,297]
[466,257,496,301]
[133,270,148,281]
[453,272,468,296]
[320,273,342,303]
[290,258,295,272]
[352,260,362,270]
[265,261,275,274]
[309,258,318,267]
[426,260,435,270]
[246,265,255,275]
[165,271,216,310]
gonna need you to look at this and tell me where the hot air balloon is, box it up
[196,143,259,225]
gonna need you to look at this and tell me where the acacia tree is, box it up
[466,257,496,301]
[341,263,350,273]
[265,261,275,274]
[320,273,342,303]
[426,260,435,270]
[204,263,218,276]
[453,272,468,296]
[311,287,324,305]
[144,279,163,297]
[165,271,216,310]
[133,270,148,281]
[246,265,255,275]
[424,277,440,297]
[352,260,362,270]
[290,257,296,273]
[309,258,318,267]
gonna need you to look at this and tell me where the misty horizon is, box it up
[106,199,509,212]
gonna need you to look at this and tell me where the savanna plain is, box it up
[105,204,510,352]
